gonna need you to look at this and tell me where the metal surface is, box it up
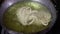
[0,0,56,34]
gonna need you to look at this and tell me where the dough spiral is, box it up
[16,7,51,26]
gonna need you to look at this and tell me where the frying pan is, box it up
[0,0,57,34]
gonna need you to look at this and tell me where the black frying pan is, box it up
[0,0,57,34]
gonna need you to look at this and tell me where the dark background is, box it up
[47,0,60,34]
[0,0,60,34]
[35,0,60,34]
